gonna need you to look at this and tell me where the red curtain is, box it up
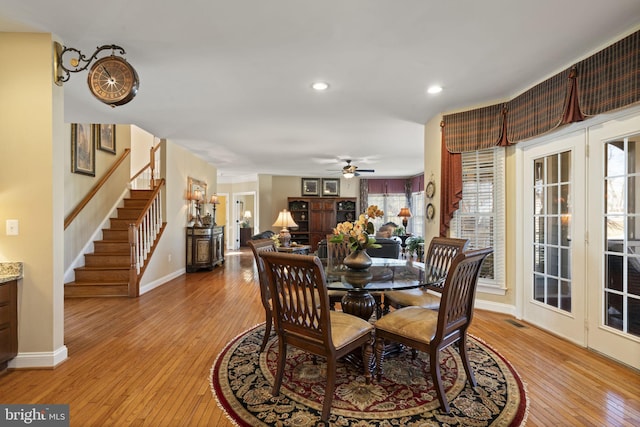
[439,122,462,237]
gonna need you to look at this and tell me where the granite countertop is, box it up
[0,262,23,283]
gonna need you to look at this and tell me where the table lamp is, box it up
[243,210,252,227]
[397,207,412,232]
[188,189,204,226]
[209,195,219,226]
[272,209,298,247]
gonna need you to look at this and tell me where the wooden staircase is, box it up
[65,189,156,297]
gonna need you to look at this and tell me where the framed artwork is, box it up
[322,178,340,196]
[71,123,95,176]
[301,178,319,196]
[96,124,116,154]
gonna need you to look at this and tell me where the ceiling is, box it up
[2,1,640,182]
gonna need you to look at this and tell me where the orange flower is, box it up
[331,205,384,252]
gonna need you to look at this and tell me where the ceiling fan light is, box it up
[343,172,355,179]
[427,85,443,94]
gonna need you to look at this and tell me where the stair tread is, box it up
[66,281,128,286]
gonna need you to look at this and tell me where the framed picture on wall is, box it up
[301,178,319,196]
[71,123,95,176]
[322,178,340,196]
[96,123,116,154]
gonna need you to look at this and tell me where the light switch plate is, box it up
[6,219,19,236]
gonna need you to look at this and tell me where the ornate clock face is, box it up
[87,56,139,106]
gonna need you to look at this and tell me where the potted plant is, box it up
[406,236,425,259]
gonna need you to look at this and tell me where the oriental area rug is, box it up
[211,323,528,426]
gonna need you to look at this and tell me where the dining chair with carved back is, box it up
[383,237,469,312]
[247,238,277,352]
[374,247,494,413]
[326,234,350,310]
[260,251,374,424]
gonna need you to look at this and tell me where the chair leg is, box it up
[260,315,272,353]
[321,357,337,422]
[458,334,477,387]
[362,337,373,384]
[272,340,287,396]
[429,347,450,413]
[374,337,385,381]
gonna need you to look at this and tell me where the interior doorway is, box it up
[232,192,257,250]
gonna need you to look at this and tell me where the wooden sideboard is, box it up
[186,226,225,272]
[0,279,18,370]
[239,227,253,247]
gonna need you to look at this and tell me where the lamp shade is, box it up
[272,210,298,228]
[244,210,252,219]
[209,195,219,204]
[397,207,412,218]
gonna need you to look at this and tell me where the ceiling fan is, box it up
[341,159,375,179]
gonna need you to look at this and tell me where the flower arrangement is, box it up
[330,205,384,252]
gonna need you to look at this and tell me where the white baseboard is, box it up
[475,299,516,316]
[139,268,186,295]
[8,345,68,369]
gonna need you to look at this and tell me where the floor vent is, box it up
[505,319,526,328]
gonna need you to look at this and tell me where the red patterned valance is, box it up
[442,29,640,153]
[505,68,573,142]
[577,30,640,116]
[442,104,503,153]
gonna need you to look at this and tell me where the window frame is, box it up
[450,147,506,294]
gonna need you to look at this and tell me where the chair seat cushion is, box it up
[375,306,438,345]
[330,311,374,349]
[384,288,441,309]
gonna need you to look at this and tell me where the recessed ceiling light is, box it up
[312,81,329,91]
[427,85,443,94]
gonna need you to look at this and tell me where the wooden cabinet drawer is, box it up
[0,282,11,303]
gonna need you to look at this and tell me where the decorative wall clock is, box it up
[87,56,139,107]
[55,43,140,107]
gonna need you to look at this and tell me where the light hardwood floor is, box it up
[1,249,639,426]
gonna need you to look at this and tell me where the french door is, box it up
[587,114,640,370]
[522,132,586,345]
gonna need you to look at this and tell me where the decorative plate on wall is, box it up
[426,181,435,198]
[426,203,435,220]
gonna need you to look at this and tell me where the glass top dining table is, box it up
[323,257,444,320]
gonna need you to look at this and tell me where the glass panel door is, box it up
[532,151,573,312]
[523,132,586,345]
[587,113,640,370]
[603,137,640,337]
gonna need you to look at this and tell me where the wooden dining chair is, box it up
[260,251,374,423]
[247,239,277,352]
[374,248,493,413]
[326,234,350,310]
[383,237,469,311]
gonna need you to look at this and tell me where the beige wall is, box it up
[0,33,66,365]
[139,141,218,291]
[64,124,132,276]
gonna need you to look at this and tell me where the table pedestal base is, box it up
[341,290,376,320]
